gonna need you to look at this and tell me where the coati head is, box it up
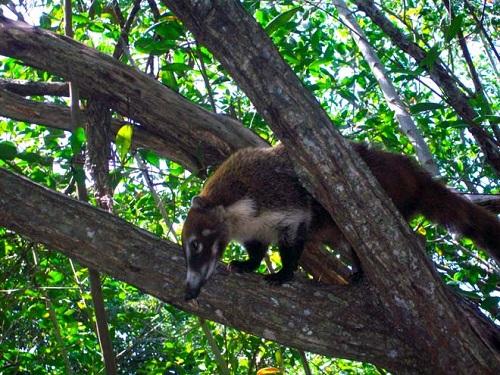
[182,196,229,300]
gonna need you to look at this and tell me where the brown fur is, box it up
[202,143,500,261]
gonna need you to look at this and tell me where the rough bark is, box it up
[0,85,199,166]
[0,16,266,173]
[85,97,118,373]
[160,1,500,374]
[0,78,348,287]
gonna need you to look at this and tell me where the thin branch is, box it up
[351,0,500,177]
[199,319,231,375]
[331,0,439,175]
[463,0,500,66]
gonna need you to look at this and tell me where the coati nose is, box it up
[184,286,201,301]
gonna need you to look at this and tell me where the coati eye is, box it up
[190,239,201,253]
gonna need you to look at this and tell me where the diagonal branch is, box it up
[350,0,500,177]
[0,167,420,373]
[332,0,439,176]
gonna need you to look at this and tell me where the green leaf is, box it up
[265,7,300,36]
[445,14,464,43]
[88,22,105,33]
[145,20,182,40]
[481,296,500,311]
[161,69,179,90]
[116,124,134,163]
[419,44,440,69]
[0,141,17,160]
[70,127,86,155]
[339,89,358,104]
[47,270,63,284]
[308,58,330,71]
[473,115,500,125]
[162,63,192,72]
[17,151,53,166]
[138,149,160,168]
[409,102,444,113]
[135,37,177,55]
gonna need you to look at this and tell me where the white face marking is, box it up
[224,198,311,244]
[202,229,215,236]
[185,267,201,290]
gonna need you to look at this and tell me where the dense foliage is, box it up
[1,0,499,373]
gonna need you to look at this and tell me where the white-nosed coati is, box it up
[182,143,500,300]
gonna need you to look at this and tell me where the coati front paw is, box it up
[264,270,294,285]
[228,260,257,273]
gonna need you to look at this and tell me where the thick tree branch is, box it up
[0,86,198,168]
[0,16,266,172]
[0,79,350,283]
[0,167,422,372]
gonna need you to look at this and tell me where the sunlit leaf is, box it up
[419,44,440,69]
[257,367,283,375]
[445,14,464,43]
[70,127,86,155]
[265,7,300,35]
[138,149,160,168]
[116,124,134,163]
[135,37,177,55]
[144,20,182,40]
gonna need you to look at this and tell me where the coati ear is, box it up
[191,196,211,210]
[191,196,226,222]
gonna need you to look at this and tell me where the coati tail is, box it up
[417,177,500,264]
[355,142,500,265]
